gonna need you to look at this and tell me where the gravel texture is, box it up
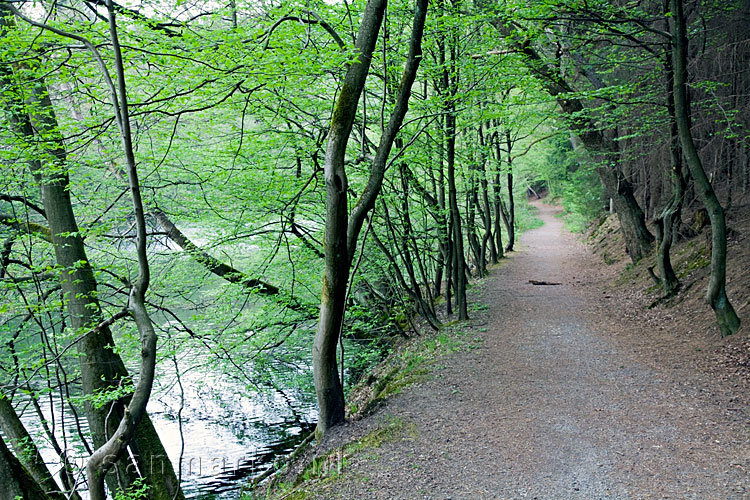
[302,202,750,499]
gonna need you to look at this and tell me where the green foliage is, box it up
[558,165,607,233]
[72,381,135,409]
[113,478,150,500]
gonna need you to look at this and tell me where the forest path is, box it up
[312,202,749,499]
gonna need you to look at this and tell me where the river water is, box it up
[18,368,317,499]
[147,363,317,498]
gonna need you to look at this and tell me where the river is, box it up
[18,366,317,498]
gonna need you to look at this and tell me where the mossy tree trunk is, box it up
[314,0,428,435]
[670,0,741,336]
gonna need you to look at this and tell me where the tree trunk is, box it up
[446,109,468,319]
[654,36,684,297]
[0,434,52,500]
[441,12,468,319]
[670,0,740,336]
[434,145,448,299]
[314,0,387,436]
[595,164,654,262]
[314,0,427,435]
[490,125,509,256]
[153,210,281,294]
[504,131,516,252]
[478,124,497,264]
[466,157,484,277]
[0,394,67,500]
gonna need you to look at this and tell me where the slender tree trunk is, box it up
[314,0,427,434]
[671,0,740,336]
[469,127,489,271]
[315,0,387,435]
[478,124,497,264]
[441,9,468,319]
[434,147,448,299]
[446,107,468,318]
[381,192,440,328]
[505,131,516,252]
[84,4,171,496]
[466,155,484,277]
[229,0,237,28]
[490,127,507,256]
[654,36,684,297]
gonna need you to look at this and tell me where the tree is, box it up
[670,0,741,336]
[314,0,428,434]
[0,5,183,498]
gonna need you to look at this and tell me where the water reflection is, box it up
[149,369,316,498]
[15,368,316,499]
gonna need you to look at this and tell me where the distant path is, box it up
[316,202,749,499]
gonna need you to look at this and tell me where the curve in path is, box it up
[318,202,749,499]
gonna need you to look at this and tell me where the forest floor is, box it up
[264,201,749,499]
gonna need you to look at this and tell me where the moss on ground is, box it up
[250,417,416,499]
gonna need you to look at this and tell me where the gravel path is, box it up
[312,202,750,499]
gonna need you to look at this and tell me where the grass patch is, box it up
[252,417,416,500]
[678,248,710,279]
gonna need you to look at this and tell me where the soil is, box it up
[274,202,750,499]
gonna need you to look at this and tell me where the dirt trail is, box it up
[313,202,749,499]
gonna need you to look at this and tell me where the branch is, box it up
[346,0,428,260]
[153,210,280,295]
[259,11,346,50]
[0,195,45,217]
[84,0,182,37]
[0,214,52,242]
[509,131,563,162]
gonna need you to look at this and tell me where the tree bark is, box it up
[654,34,684,297]
[478,124,497,264]
[504,131,516,252]
[670,0,740,336]
[314,0,428,435]
[0,394,67,500]
[0,434,52,500]
[490,127,506,258]
[441,6,468,319]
